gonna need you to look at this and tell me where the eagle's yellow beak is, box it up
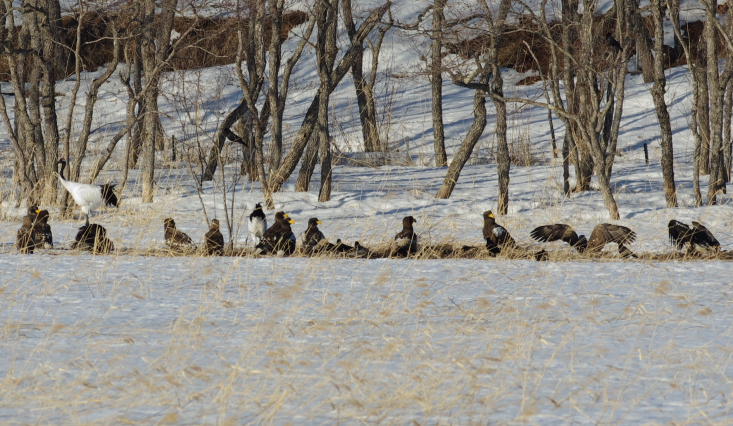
[489,213,494,218]
[283,213,289,218]
[317,220,322,224]
[289,219,295,224]
[35,209,41,214]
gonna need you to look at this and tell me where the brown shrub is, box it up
[0,10,308,82]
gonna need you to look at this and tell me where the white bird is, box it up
[57,158,118,226]
[248,203,267,245]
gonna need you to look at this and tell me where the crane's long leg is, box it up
[85,214,90,227]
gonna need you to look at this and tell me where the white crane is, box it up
[57,158,118,226]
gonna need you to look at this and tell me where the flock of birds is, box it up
[9,157,727,259]
[13,197,726,260]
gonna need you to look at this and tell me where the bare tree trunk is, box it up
[669,0,702,205]
[267,1,391,193]
[650,0,677,207]
[431,0,447,166]
[140,0,176,203]
[343,0,382,153]
[296,133,319,191]
[696,52,711,175]
[436,89,487,198]
[317,0,337,201]
[493,74,510,215]
[705,1,724,204]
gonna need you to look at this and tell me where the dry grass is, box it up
[1,247,732,424]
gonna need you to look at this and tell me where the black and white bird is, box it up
[248,203,268,245]
[530,223,637,258]
[57,158,118,226]
[483,210,515,256]
[256,211,296,256]
[393,216,418,257]
[668,220,720,255]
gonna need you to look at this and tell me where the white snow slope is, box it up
[2,1,733,423]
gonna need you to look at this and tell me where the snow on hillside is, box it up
[2,1,733,423]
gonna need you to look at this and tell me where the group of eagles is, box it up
[15,202,725,260]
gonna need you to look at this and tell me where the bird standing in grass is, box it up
[393,216,418,257]
[248,203,267,245]
[163,218,196,252]
[303,218,328,252]
[483,211,515,256]
[205,219,225,256]
[33,209,53,248]
[531,223,637,258]
[16,215,36,254]
[668,220,720,255]
[57,158,117,226]
[256,212,296,255]
[72,223,115,254]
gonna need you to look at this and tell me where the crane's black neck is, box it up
[57,159,67,180]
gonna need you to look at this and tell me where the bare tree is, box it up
[436,0,512,201]
[650,0,677,207]
[267,1,391,193]
[0,0,63,203]
[431,0,447,166]
[139,0,176,203]
[343,0,391,153]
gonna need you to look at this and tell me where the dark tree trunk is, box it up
[436,90,487,198]
[431,0,447,166]
[651,0,677,207]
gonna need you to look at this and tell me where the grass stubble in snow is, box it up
[1,219,733,423]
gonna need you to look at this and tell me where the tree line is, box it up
[1,0,732,219]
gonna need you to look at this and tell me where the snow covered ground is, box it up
[3,2,733,422]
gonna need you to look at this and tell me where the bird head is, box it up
[483,210,495,223]
[211,219,220,229]
[163,218,176,229]
[308,218,321,227]
[288,218,295,224]
[255,202,262,210]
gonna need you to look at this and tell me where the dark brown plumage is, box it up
[16,215,36,254]
[205,219,225,256]
[393,216,418,257]
[303,218,327,251]
[482,211,515,255]
[668,220,720,254]
[530,223,585,251]
[256,211,296,255]
[72,223,115,254]
[163,218,196,251]
[33,209,53,249]
[531,223,636,257]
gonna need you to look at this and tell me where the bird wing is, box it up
[668,220,691,249]
[691,222,720,248]
[62,180,103,211]
[100,184,118,207]
[595,224,636,245]
[530,224,574,243]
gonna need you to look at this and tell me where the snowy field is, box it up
[3,1,733,422]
